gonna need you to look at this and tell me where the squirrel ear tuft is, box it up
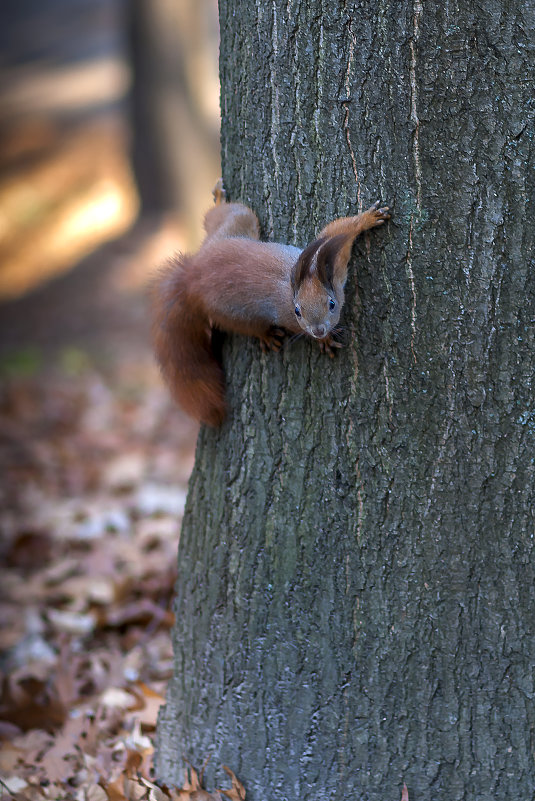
[316,234,351,288]
[291,237,327,292]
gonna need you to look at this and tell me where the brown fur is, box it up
[151,187,390,426]
[152,256,227,426]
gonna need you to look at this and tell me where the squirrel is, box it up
[152,179,390,426]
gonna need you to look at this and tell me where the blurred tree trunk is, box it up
[156,1,535,799]
[128,0,220,243]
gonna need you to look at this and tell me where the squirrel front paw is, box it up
[365,200,390,227]
[260,327,286,353]
[318,334,344,358]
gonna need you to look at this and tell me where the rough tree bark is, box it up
[156,1,535,798]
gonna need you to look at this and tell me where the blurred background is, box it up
[0,0,221,525]
[0,2,222,730]
[0,0,220,321]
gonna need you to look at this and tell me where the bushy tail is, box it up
[151,255,226,426]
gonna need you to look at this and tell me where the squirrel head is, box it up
[290,234,351,339]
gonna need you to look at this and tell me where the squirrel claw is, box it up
[367,201,390,225]
[260,327,285,353]
[319,335,344,358]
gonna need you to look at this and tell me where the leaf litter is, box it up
[0,352,245,799]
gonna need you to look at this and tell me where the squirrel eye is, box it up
[328,297,336,312]
[295,305,302,318]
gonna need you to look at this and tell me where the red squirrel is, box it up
[152,180,390,426]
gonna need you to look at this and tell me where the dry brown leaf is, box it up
[37,749,72,784]
[40,714,86,777]
[102,775,128,801]
[47,608,97,635]
[123,777,149,801]
[103,453,146,492]
[2,530,54,571]
[0,743,25,773]
[100,688,138,711]
[41,558,81,588]
[0,775,28,795]
[218,766,245,801]
[0,789,37,801]
[181,763,202,793]
[84,786,109,801]
[123,719,153,754]
[128,682,165,729]
[137,777,168,801]
[125,749,143,777]
[163,760,244,801]
[11,728,53,760]
[53,642,83,710]
[0,669,67,732]
[52,575,117,609]
[165,763,206,800]
[0,721,22,740]
[100,600,173,630]
[84,649,126,696]
[147,787,169,801]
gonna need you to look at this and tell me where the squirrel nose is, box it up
[312,324,327,338]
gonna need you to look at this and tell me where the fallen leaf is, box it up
[401,784,409,801]
[218,766,245,801]
[125,749,143,777]
[0,669,67,732]
[84,786,109,801]
[0,742,25,772]
[129,682,165,728]
[137,777,168,801]
[38,749,72,783]
[123,777,148,801]
[102,775,127,801]
[0,775,28,794]
[99,600,173,630]
[47,608,96,635]
[103,453,146,492]
[123,720,153,753]
[100,688,138,711]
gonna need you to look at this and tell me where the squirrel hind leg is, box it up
[203,201,260,241]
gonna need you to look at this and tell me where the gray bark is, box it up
[156,1,535,799]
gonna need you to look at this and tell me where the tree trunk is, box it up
[155,1,535,798]
[128,0,220,239]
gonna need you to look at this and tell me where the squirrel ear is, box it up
[316,234,352,288]
[291,237,327,292]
